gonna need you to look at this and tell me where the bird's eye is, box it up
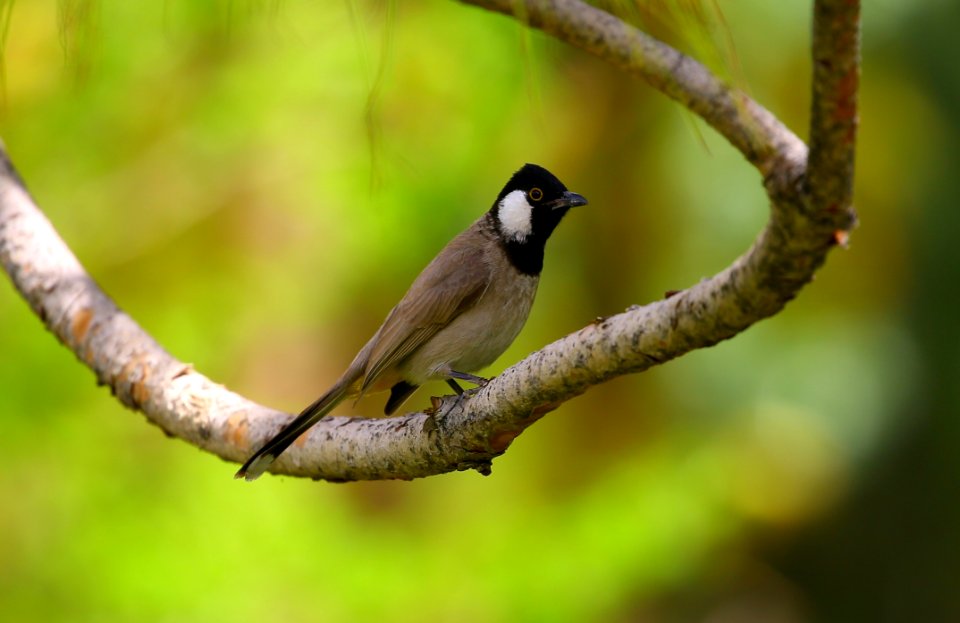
[529,187,543,201]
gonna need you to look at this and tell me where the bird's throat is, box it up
[501,238,546,275]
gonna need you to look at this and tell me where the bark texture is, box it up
[0,0,859,481]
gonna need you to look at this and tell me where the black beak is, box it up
[548,191,588,210]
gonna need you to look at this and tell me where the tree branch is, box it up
[0,0,859,481]
[807,0,860,215]
[457,0,806,182]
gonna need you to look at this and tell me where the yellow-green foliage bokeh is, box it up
[1,1,955,621]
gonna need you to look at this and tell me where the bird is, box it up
[236,163,587,480]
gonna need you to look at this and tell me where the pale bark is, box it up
[0,0,859,481]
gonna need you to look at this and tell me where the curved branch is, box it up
[457,0,807,182]
[0,0,859,481]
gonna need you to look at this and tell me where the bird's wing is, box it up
[360,239,493,393]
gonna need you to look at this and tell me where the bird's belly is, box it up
[399,272,539,384]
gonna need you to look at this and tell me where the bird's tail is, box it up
[235,378,353,481]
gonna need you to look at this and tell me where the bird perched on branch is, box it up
[237,164,587,480]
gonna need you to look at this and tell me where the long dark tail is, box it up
[235,379,353,481]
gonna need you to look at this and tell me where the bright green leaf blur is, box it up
[1,1,957,621]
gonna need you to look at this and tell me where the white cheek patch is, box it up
[497,190,533,242]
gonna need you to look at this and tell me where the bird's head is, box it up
[491,163,587,274]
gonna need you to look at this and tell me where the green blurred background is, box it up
[1,1,957,621]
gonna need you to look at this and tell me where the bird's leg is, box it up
[442,370,489,399]
[448,370,489,387]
